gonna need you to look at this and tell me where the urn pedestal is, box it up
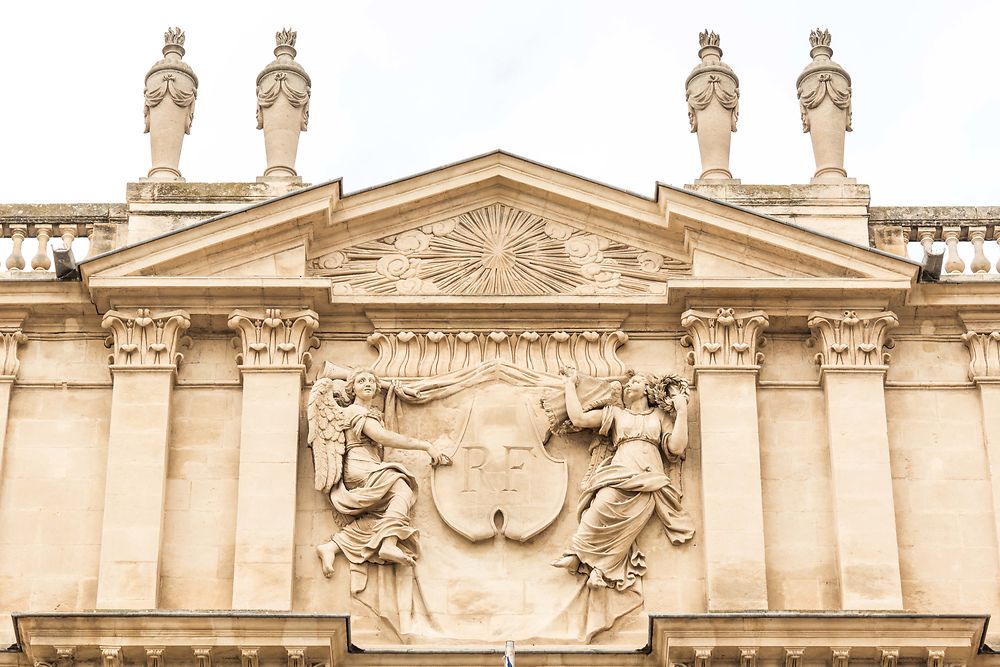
[797,32,853,184]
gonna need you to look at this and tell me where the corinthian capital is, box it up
[807,310,897,367]
[681,307,768,367]
[961,330,1000,381]
[0,329,28,377]
[102,309,191,367]
[228,308,319,368]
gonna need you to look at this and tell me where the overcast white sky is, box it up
[2,1,998,206]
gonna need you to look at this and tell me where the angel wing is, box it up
[307,377,352,495]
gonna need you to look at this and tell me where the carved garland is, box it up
[807,310,898,367]
[256,72,310,131]
[0,329,27,377]
[680,308,768,367]
[311,203,687,296]
[686,73,739,133]
[228,308,320,367]
[102,309,191,367]
[367,330,628,378]
[143,73,197,134]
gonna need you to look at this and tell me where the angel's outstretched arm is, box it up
[563,368,603,429]
[663,396,689,457]
[361,419,450,465]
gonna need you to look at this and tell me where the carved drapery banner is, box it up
[680,308,768,367]
[310,203,688,296]
[102,309,191,367]
[961,330,1000,380]
[0,329,27,377]
[228,308,319,367]
[807,310,898,367]
[367,330,628,378]
[797,29,852,133]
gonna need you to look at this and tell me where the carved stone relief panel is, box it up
[309,203,689,295]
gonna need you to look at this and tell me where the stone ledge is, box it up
[126,181,308,204]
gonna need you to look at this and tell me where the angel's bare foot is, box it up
[378,541,415,566]
[586,567,608,589]
[550,554,580,571]
[316,541,339,578]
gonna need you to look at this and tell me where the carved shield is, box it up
[432,393,568,542]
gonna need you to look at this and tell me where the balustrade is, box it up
[0,222,92,275]
[869,208,1000,277]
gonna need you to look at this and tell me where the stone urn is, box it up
[797,28,852,182]
[685,30,739,181]
[143,27,198,181]
[257,28,311,181]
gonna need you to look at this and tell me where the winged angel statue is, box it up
[544,367,695,592]
[309,368,451,577]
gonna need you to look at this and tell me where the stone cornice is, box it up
[680,307,769,368]
[228,308,319,368]
[101,308,191,368]
[807,310,898,368]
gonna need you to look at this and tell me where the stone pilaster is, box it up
[960,314,1000,574]
[681,307,769,609]
[0,328,27,485]
[228,308,319,609]
[808,309,903,609]
[96,308,191,608]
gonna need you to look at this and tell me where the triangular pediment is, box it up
[80,151,918,309]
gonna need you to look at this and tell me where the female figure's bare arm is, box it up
[564,368,604,430]
[663,396,689,457]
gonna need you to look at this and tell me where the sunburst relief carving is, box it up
[310,203,688,295]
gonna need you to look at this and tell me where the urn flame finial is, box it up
[699,30,720,48]
[257,28,311,181]
[276,28,297,48]
[809,28,832,48]
[143,27,198,181]
[164,27,185,46]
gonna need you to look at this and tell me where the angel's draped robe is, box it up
[563,405,695,590]
[328,404,420,572]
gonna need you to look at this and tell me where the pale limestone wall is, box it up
[0,333,109,645]
[5,320,1000,643]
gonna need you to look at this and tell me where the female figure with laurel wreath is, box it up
[551,369,695,590]
[311,369,451,578]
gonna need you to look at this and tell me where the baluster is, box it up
[31,224,52,271]
[917,227,936,262]
[942,226,966,274]
[969,226,991,273]
[6,225,26,271]
[58,224,78,253]
[83,224,95,259]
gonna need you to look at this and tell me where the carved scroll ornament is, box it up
[102,309,191,367]
[311,203,688,296]
[807,310,898,367]
[961,330,1000,380]
[0,329,27,377]
[680,307,768,367]
[367,329,628,378]
[228,308,319,367]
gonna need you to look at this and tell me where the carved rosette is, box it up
[256,28,311,179]
[144,28,198,181]
[807,310,898,367]
[685,30,739,180]
[961,330,1000,381]
[680,308,768,367]
[367,329,628,378]
[102,309,191,368]
[0,329,27,377]
[796,28,852,181]
[228,308,319,368]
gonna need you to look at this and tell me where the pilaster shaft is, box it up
[809,310,903,609]
[228,309,318,609]
[683,308,769,609]
[96,309,190,608]
[0,328,27,489]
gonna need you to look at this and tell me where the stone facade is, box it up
[1,25,999,667]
